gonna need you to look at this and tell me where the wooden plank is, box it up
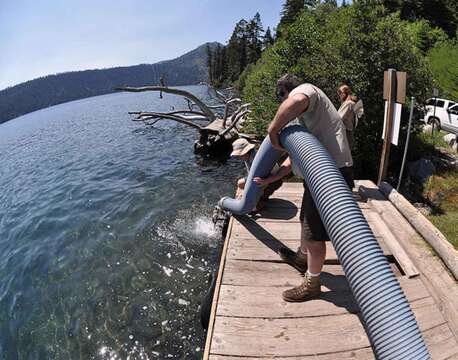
[228,238,339,262]
[217,276,430,319]
[379,181,458,280]
[211,313,371,357]
[203,215,235,360]
[250,206,301,222]
[218,283,359,317]
[210,299,444,357]
[425,324,458,360]
[232,216,389,242]
[209,323,458,359]
[227,237,390,263]
[253,206,375,223]
[221,260,308,287]
[357,180,458,342]
[267,194,303,208]
[210,349,375,360]
[231,217,392,257]
[277,182,304,188]
[266,192,370,209]
[221,260,402,287]
[232,218,301,240]
[365,211,419,278]
[396,71,407,104]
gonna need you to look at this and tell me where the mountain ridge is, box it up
[0,42,220,124]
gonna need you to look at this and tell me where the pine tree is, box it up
[247,12,264,64]
[304,0,318,8]
[263,27,275,49]
[226,20,244,82]
[207,14,269,86]
[238,32,248,77]
[379,0,457,37]
[323,0,337,6]
[278,0,305,36]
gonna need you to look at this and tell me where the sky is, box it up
[0,0,285,90]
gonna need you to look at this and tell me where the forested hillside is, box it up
[239,0,457,178]
[0,42,218,124]
[206,13,274,88]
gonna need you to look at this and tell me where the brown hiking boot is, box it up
[278,247,307,273]
[282,273,321,302]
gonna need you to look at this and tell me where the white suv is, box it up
[423,98,458,134]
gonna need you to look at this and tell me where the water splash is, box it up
[192,217,218,238]
[156,206,221,248]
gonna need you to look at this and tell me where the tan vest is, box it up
[289,84,353,169]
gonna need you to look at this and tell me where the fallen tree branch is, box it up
[220,109,251,137]
[223,98,244,125]
[119,83,253,157]
[227,103,251,126]
[117,86,216,122]
[134,111,208,122]
[199,82,229,103]
[133,113,204,130]
[129,110,206,117]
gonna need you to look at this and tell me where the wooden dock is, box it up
[204,181,458,359]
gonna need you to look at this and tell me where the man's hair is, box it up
[277,74,302,92]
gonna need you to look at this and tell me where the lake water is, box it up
[0,86,243,359]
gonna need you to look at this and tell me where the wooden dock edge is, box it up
[357,180,458,342]
[203,214,234,360]
[379,181,458,280]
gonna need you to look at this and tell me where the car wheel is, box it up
[429,117,441,131]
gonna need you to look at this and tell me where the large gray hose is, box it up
[218,136,283,214]
[220,125,430,359]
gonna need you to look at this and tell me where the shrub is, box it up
[427,41,458,100]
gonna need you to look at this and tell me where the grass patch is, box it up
[424,171,458,249]
[418,130,449,148]
[407,130,450,162]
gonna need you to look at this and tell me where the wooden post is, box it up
[378,69,397,185]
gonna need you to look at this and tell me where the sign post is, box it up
[378,69,397,185]
[378,69,407,185]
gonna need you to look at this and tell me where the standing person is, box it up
[337,85,358,149]
[231,138,288,212]
[267,74,354,302]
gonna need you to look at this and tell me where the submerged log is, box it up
[194,119,240,157]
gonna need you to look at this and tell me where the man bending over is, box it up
[258,74,354,302]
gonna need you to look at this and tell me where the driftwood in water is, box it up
[117,84,252,157]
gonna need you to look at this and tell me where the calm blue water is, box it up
[0,86,242,359]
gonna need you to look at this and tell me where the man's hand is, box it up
[253,176,272,186]
[253,157,292,187]
[237,177,246,190]
[268,124,285,151]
